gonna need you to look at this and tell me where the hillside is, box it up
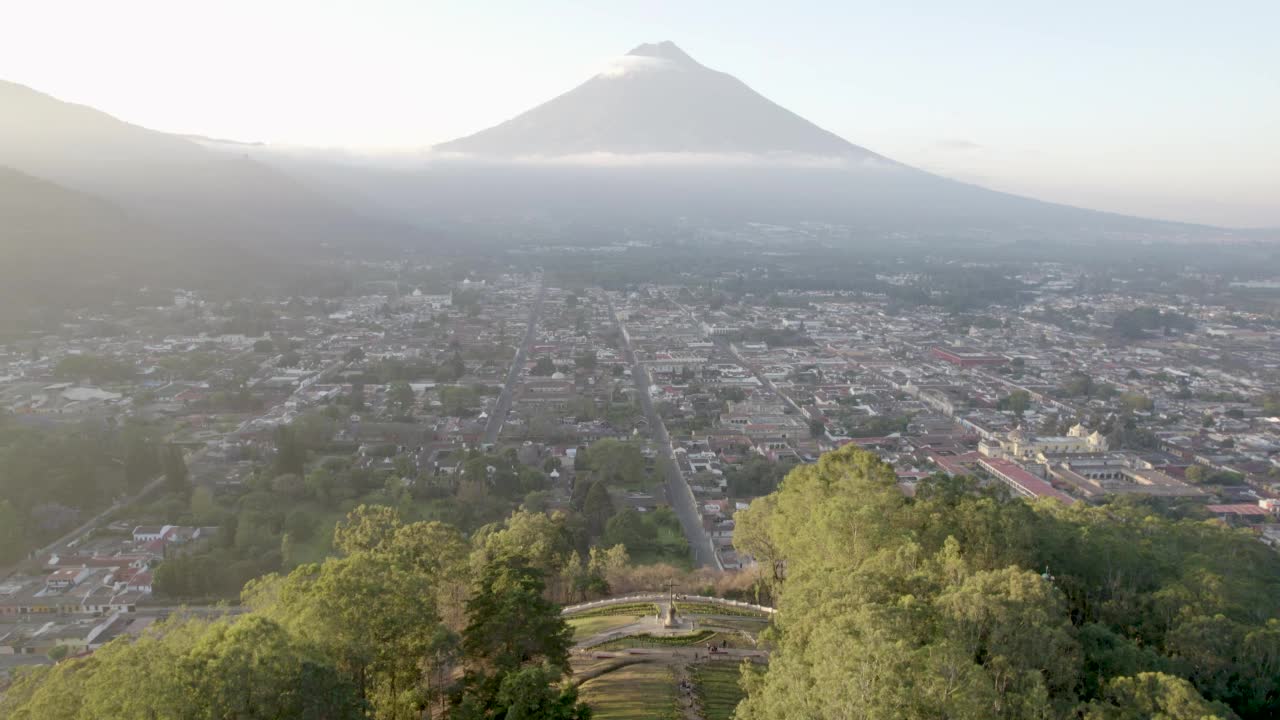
[0,79,415,252]
[0,166,168,317]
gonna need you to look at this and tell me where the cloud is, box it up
[934,138,984,152]
[204,141,908,173]
[596,55,676,78]
[430,151,902,170]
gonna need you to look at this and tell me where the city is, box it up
[4,248,1280,677]
[2,6,1278,718]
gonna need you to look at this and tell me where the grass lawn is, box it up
[567,614,648,642]
[578,663,679,720]
[693,662,747,720]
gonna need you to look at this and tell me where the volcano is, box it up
[436,41,889,160]
[423,42,1224,240]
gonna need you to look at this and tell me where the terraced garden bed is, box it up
[693,661,748,720]
[564,602,659,618]
[578,663,680,720]
[673,601,769,617]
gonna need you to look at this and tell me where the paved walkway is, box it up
[562,592,775,616]
[571,597,771,651]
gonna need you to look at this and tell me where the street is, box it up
[483,280,546,445]
[608,295,720,569]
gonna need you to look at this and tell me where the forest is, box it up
[734,445,1280,720]
[6,442,1279,719]
[0,505,613,719]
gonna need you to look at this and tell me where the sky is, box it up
[2,0,1277,227]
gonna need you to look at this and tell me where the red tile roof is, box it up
[1206,504,1270,516]
[980,458,1076,505]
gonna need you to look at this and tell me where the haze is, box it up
[2,0,1277,227]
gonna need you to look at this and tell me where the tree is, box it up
[574,351,597,371]
[808,417,826,437]
[587,544,629,593]
[437,352,467,382]
[388,380,416,418]
[253,338,275,353]
[123,431,160,491]
[1184,465,1207,484]
[1039,413,1062,435]
[333,504,402,555]
[455,555,583,717]
[461,556,571,672]
[284,508,317,542]
[189,486,217,524]
[52,354,135,383]
[585,439,644,486]
[734,442,1280,720]
[0,499,22,563]
[725,457,786,497]
[475,510,576,594]
[246,553,448,719]
[1084,673,1239,720]
[936,566,1081,714]
[386,520,472,627]
[161,445,189,496]
[531,357,556,376]
[602,508,655,554]
[1061,372,1094,398]
[1120,392,1155,413]
[582,481,614,537]
[522,491,551,513]
[440,385,480,416]
[304,466,342,508]
[1000,389,1032,415]
[0,615,366,720]
[293,411,336,451]
[272,424,306,477]
[491,665,591,720]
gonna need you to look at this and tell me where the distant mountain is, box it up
[0,165,153,262]
[437,41,889,159]
[178,132,267,148]
[0,166,170,323]
[0,79,414,251]
[424,42,1229,240]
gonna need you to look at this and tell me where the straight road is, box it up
[608,295,719,569]
[0,460,183,581]
[483,280,546,445]
[4,356,343,580]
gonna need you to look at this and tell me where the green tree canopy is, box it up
[387,380,416,417]
[734,445,1280,720]
[0,615,365,720]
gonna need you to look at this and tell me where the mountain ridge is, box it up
[0,78,417,251]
